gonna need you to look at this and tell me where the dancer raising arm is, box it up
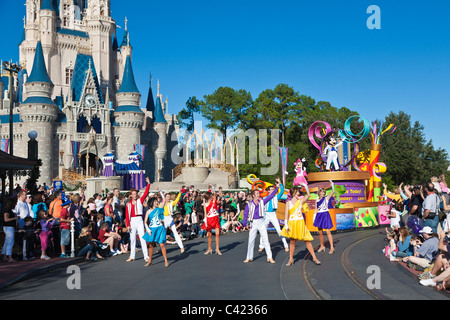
[125,177,150,262]
[281,183,321,266]
[243,179,281,264]
[314,180,336,254]
[158,186,185,254]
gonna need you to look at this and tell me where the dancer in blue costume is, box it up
[143,196,169,267]
[314,179,336,254]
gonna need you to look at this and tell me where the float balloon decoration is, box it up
[308,116,369,172]
[246,174,282,198]
[366,121,396,202]
[308,116,396,202]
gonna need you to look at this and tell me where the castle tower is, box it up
[152,95,167,182]
[20,40,58,184]
[114,54,144,160]
[84,0,115,98]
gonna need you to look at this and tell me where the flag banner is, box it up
[1,139,9,153]
[71,141,81,169]
[279,147,289,185]
[134,144,146,162]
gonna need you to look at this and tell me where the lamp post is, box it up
[2,61,22,189]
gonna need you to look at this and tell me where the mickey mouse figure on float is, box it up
[323,134,344,171]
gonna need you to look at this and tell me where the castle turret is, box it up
[20,41,58,184]
[153,95,167,181]
[39,0,57,73]
[114,54,144,160]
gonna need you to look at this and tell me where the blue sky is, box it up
[1,0,449,156]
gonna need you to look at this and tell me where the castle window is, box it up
[65,68,73,85]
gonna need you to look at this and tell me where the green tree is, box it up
[248,83,315,146]
[177,96,201,132]
[378,111,449,185]
[200,87,252,142]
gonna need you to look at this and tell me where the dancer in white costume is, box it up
[125,177,150,262]
[258,178,289,252]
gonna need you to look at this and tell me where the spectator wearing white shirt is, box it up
[15,190,31,228]
[94,193,105,213]
[112,188,123,223]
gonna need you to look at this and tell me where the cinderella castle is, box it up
[0,0,179,187]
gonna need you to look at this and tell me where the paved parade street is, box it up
[0,229,448,301]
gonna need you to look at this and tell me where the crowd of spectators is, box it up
[381,174,450,291]
[0,182,253,263]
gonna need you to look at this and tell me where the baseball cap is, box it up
[419,226,433,234]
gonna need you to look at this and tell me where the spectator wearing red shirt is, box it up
[59,199,73,258]
[98,222,122,256]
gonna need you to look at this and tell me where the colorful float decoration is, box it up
[286,115,397,232]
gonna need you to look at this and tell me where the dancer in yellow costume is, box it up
[281,183,321,266]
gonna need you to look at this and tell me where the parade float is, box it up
[247,115,396,233]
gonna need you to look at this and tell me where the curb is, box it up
[0,257,85,291]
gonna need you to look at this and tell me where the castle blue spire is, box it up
[41,0,56,11]
[117,55,139,94]
[27,41,53,85]
[154,96,167,123]
[146,76,155,114]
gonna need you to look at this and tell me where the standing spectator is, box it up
[49,191,63,254]
[112,188,123,224]
[26,194,33,219]
[15,190,31,228]
[409,186,424,217]
[1,198,19,263]
[103,196,114,229]
[32,192,48,220]
[69,194,83,238]
[18,216,36,261]
[59,199,73,258]
[37,210,54,260]
[422,183,441,233]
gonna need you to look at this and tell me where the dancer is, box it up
[202,190,222,255]
[158,187,185,253]
[243,180,280,264]
[143,196,169,267]
[323,134,343,171]
[281,183,321,266]
[125,177,150,262]
[314,179,336,254]
[259,178,289,252]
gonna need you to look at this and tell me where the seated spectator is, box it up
[75,227,104,261]
[98,221,122,256]
[419,230,450,287]
[402,226,439,270]
[396,227,413,258]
